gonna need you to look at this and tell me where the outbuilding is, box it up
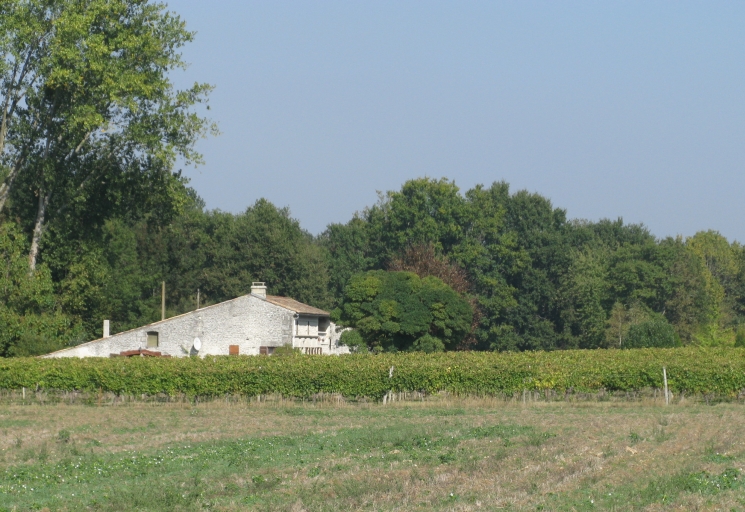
[43,283,348,358]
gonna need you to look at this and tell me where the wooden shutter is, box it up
[229,345,239,355]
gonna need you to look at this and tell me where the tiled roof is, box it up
[265,296,329,315]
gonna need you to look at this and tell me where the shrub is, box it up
[735,326,745,348]
[339,330,366,353]
[335,270,472,352]
[624,319,678,349]
[412,334,445,353]
[272,344,301,357]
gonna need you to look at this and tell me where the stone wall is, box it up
[43,293,350,358]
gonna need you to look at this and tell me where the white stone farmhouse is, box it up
[43,283,348,358]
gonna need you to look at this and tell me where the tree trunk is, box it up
[28,189,51,272]
[0,163,21,213]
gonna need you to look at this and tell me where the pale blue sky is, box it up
[167,1,745,241]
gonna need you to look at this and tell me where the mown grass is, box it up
[0,399,744,510]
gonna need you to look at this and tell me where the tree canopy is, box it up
[333,270,473,352]
[0,0,214,270]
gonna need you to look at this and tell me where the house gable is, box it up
[42,291,345,358]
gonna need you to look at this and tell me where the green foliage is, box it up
[2,348,745,398]
[623,318,678,349]
[412,334,445,353]
[0,223,81,356]
[0,0,216,270]
[339,330,366,353]
[735,325,745,348]
[272,344,301,357]
[604,302,651,348]
[323,178,745,353]
[337,270,473,352]
[144,198,331,315]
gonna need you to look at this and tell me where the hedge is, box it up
[1,348,744,399]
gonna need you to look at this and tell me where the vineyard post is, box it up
[663,367,669,406]
[383,366,394,405]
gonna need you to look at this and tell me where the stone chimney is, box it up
[251,282,267,298]
[103,319,110,338]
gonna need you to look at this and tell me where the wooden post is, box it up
[663,367,669,406]
[161,281,165,321]
[385,366,394,405]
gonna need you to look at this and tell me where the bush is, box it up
[272,344,301,357]
[735,326,745,348]
[412,334,445,353]
[339,330,366,353]
[624,319,678,349]
[335,270,472,352]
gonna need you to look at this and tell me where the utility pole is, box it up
[161,281,166,321]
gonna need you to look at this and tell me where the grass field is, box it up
[0,397,744,511]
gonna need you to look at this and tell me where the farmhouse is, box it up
[43,283,348,358]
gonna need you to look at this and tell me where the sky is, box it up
[166,1,745,241]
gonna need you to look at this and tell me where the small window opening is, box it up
[318,317,330,334]
[147,331,159,348]
[259,346,275,355]
[229,345,239,355]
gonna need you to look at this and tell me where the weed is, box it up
[37,443,48,463]
[57,429,70,444]
[682,468,743,494]
[707,451,736,463]
[653,426,673,443]
[250,474,279,491]
[438,451,457,464]
[629,431,642,444]
[307,466,321,478]
[526,432,555,447]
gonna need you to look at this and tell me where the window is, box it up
[297,318,310,336]
[229,345,239,355]
[318,317,330,335]
[147,332,159,348]
[259,346,275,355]
[296,316,318,336]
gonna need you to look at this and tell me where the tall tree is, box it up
[0,222,81,355]
[0,0,214,269]
[334,270,473,352]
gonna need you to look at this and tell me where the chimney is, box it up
[251,282,267,298]
[103,319,110,338]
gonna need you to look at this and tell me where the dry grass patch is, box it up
[0,399,744,510]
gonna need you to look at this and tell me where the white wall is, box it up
[43,293,350,358]
[44,295,288,358]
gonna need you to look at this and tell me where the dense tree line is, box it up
[3,175,745,355]
[324,178,745,351]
